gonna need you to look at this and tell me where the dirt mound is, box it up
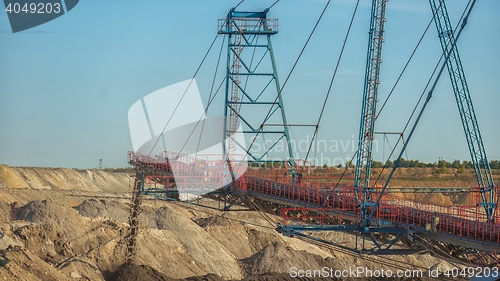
[75,199,163,230]
[150,205,244,280]
[184,274,226,281]
[107,263,175,281]
[453,192,472,205]
[75,199,131,223]
[0,201,15,223]
[11,199,125,272]
[0,165,130,193]
[0,247,70,281]
[109,266,227,281]
[195,215,278,259]
[15,199,90,238]
[0,232,21,250]
[242,240,333,276]
[59,258,105,280]
[403,192,454,206]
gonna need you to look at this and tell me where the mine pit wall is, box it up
[0,165,131,193]
[0,164,468,207]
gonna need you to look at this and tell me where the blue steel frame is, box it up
[282,0,497,256]
[219,8,296,173]
[277,223,413,255]
[354,0,388,221]
[429,0,496,221]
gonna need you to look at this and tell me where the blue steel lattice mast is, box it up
[354,0,388,223]
[429,0,496,221]
[219,9,297,180]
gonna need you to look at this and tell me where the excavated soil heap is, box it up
[107,263,175,281]
[108,264,231,281]
[0,165,468,280]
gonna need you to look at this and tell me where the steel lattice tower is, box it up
[219,9,296,176]
[354,0,388,220]
[429,0,496,221]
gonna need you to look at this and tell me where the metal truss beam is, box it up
[429,0,496,221]
[354,0,388,219]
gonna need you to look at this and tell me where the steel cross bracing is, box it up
[241,175,500,264]
[218,9,296,174]
[429,0,496,222]
[354,0,388,217]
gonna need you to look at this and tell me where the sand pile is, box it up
[108,263,175,281]
[75,198,131,223]
[242,240,334,276]
[0,247,70,281]
[403,192,454,206]
[10,199,125,274]
[0,165,130,192]
[15,199,85,227]
[150,205,245,280]
[0,165,468,280]
[109,264,232,281]
[195,215,277,259]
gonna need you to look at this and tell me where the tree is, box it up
[435,159,448,174]
[451,159,461,169]
[490,160,500,169]
[457,162,466,174]
[427,162,437,168]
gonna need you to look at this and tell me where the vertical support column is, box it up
[355,0,388,222]
[429,0,495,221]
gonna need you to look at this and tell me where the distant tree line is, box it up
[371,158,500,172]
[102,167,134,173]
[251,159,500,171]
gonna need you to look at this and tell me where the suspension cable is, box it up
[334,151,358,190]
[237,0,332,170]
[268,0,279,10]
[371,0,474,189]
[375,1,441,120]
[179,17,261,157]
[147,33,221,157]
[368,0,477,220]
[299,0,361,174]
[178,77,227,156]
[193,35,228,157]
[371,1,449,181]
[234,0,245,9]
[327,0,459,189]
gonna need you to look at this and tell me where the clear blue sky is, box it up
[0,0,498,168]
